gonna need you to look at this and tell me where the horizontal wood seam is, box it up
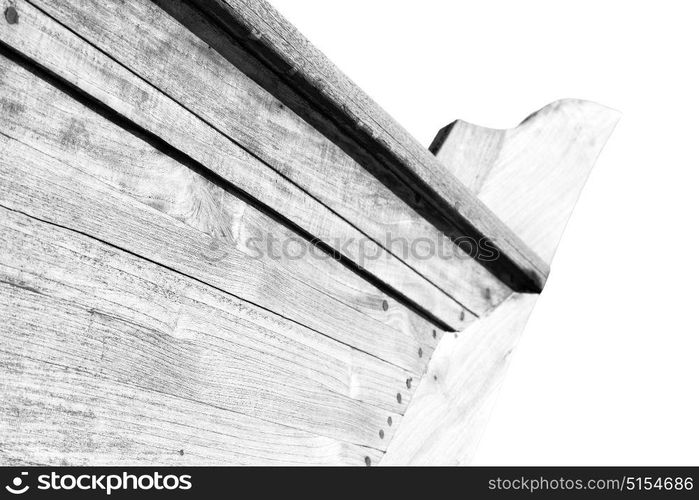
[193,0,549,292]
[16,0,471,329]
[0,345,386,454]
[0,190,412,378]
[162,0,498,316]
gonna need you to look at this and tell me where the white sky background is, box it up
[268,0,699,464]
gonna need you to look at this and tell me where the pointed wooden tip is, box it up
[432,99,620,266]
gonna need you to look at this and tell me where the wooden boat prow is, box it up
[0,0,617,465]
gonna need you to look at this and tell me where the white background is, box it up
[269,0,699,464]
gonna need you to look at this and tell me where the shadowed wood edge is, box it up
[431,99,621,265]
[382,100,619,464]
[189,0,550,293]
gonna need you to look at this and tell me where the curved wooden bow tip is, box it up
[431,99,621,265]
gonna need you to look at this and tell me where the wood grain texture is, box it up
[0,0,618,466]
[1,353,384,466]
[429,121,505,194]
[383,102,618,464]
[184,0,550,292]
[431,100,620,264]
[0,0,473,330]
[0,53,443,376]
[381,294,538,465]
[0,45,444,368]
[26,0,510,320]
[0,207,390,464]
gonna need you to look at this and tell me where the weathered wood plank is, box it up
[0,354,382,465]
[0,58,438,378]
[188,0,549,292]
[0,203,409,419]
[429,121,505,194]
[0,205,401,457]
[431,100,620,264]
[1,353,383,466]
[0,47,442,369]
[381,293,538,465]
[0,0,473,330]
[29,0,509,319]
[383,102,618,464]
